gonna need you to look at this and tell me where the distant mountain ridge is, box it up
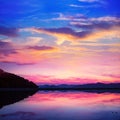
[0,68,120,90]
[39,83,120,90]
[0,69,38,89]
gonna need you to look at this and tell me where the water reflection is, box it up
[0,90,37,109]
[0,91,120,120]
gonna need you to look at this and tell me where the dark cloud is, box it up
[27,45,55,51]
[0,41,17,56]
[0,26,18,37]
[37,27,92,38]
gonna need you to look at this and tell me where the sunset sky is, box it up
[0,0,120,84]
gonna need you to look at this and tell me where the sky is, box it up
[0,0,120,85]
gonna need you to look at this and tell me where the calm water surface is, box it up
[0,91,120,120]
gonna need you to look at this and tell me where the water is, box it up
[0,91,120,120]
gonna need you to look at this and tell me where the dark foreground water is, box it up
[0,91,120,120]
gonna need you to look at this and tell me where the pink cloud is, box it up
[21,74,119,85]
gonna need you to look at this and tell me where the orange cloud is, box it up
[30,26,120,45]
[0,39,59,64]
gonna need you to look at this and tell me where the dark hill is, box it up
[0,69,38,89]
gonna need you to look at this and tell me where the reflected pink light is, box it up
[25,92,120,108]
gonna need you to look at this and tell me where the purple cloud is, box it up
[37,27,91,38]
[0,40,17,56]
[0,26,18,37]
[27,45,55,51]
